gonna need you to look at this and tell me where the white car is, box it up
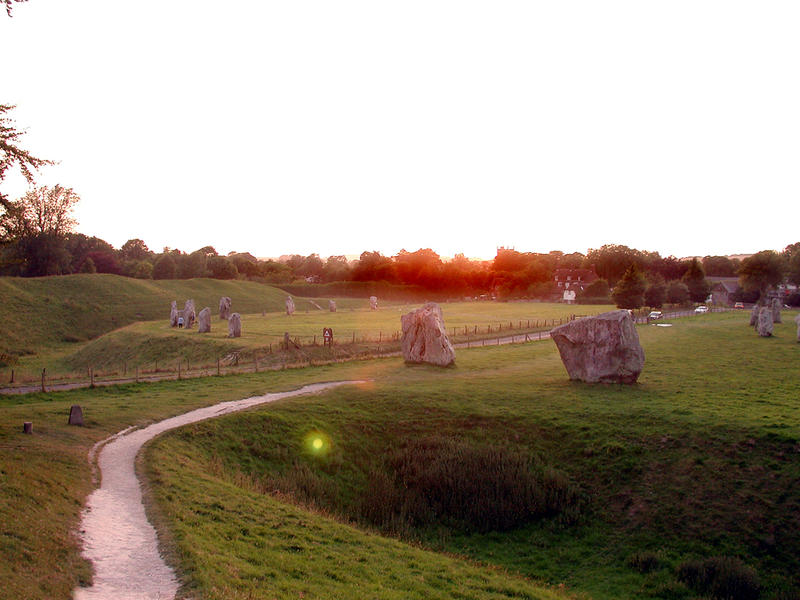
[648,311,663,320]
[695,305,709,314]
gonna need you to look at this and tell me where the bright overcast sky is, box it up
[2,1,798,260]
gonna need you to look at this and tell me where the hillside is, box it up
[0,274,295,363]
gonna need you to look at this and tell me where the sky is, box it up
[2,1,799,261]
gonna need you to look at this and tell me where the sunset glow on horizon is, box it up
[2,1,798,262]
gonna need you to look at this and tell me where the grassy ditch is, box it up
[144,311,800,599]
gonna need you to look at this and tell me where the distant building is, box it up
[708,277,740,306]
[553,268,598,291]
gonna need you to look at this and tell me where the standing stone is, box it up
[170,301,179,327]
[329,299,337,312]
[771,298,782,323]
[401,302,456,367]
[183,299,196,329]
[68,405,83,426]
[757,306,773,337]
[286,296,295,316]
[749,304,759,326]
[370,296,378,311]
[795,313,800,342]
[228,312,242,338]
[197,307,211,333]
[219,296,232,320]
[550,309,644,384]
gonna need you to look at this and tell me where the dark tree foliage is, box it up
[152,253,177,280]
[207,255,238,279]
[666,280,690,305]
[702,255,739,277]
[682,258,711,303]
[86,250,120,274]
[782,242,800,286]
[352,251,398,283]
[119,238,152,262]
[587,245,648,287]
[738,250,786,303]
[612,263,647,309]
[644,274,667,308]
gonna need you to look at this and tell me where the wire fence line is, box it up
[0,308,728,395]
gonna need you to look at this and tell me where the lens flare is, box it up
[303,430,331,456]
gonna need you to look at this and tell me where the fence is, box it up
[0,308,728,394]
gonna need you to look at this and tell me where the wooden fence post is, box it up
[90,367,95,389]
[136,366,140,383]
[177,360,181,380]
[41,368,46,393]
[217,357,221,376]
[10,369,14,384]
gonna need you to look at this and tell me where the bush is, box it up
[677,556,760,600]
[358,436,583,534]
[627,550,662,573]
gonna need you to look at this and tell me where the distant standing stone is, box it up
[795,313,800,342]
[771,298,782,323]
[183,299,196,329]
[550,310,644,384]
[68,405,84,426]
[749,304,759,326]
[170,301,178,327]
[369,296,378,311]
[197,307,211,333]
[286,296,295,316]
[219,296,232,320]
[401,302,456,367]
[329,299,336,312]
[228,312,242,338]
[757,306,773,337]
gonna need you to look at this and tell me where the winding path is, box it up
[73,381,364,600]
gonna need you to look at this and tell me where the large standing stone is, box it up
[550,310,644,384]
[170,301,179,327]
[750,304,759,326]
[286,296,295,316]
[369,296,378,311]
[329,299,337,312]
[68,405,84,426]
[228,312,242,338]
[183,299,196,329]
[197,307,211,333]
[771,298,782,323]
[757,306,773,337]
[219,296,232,320]
[401,302,456,367]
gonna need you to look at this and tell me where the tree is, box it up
[782,242,800,286]
[681,258,710,303]
[644,275,667,308]
[207,255,238,279]
[611,263,647,309]
[666,280,690,305]
[152,253,177,280]
[1,104,53,210]
[79,256,96,273]
[119,238,152,262]
[738,250,786,303]
[0,184,79,276]
[579,278,610,302]
[702,255,738,277]
[4,1,28,17]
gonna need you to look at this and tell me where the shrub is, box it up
[358,436,583,534]
[677,556,760,600]
[627,550,662,573]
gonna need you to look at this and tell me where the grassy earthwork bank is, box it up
[1,310,798,599]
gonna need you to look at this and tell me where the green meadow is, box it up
[1,303,798,599]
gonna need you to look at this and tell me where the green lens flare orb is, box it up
[303,431,331,456]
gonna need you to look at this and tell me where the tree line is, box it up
[2,106,799,308]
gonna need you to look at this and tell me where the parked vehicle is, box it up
[734,302,745,309]
[648,311,663,320]
[695,305,709,314]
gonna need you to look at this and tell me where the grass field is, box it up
[2,309,798,599]
[1,281,613,384]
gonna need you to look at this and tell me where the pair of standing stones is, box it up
[401,304,644,383]
[199,307,241,337]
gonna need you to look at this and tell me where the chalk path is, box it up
[73,381,364,600]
